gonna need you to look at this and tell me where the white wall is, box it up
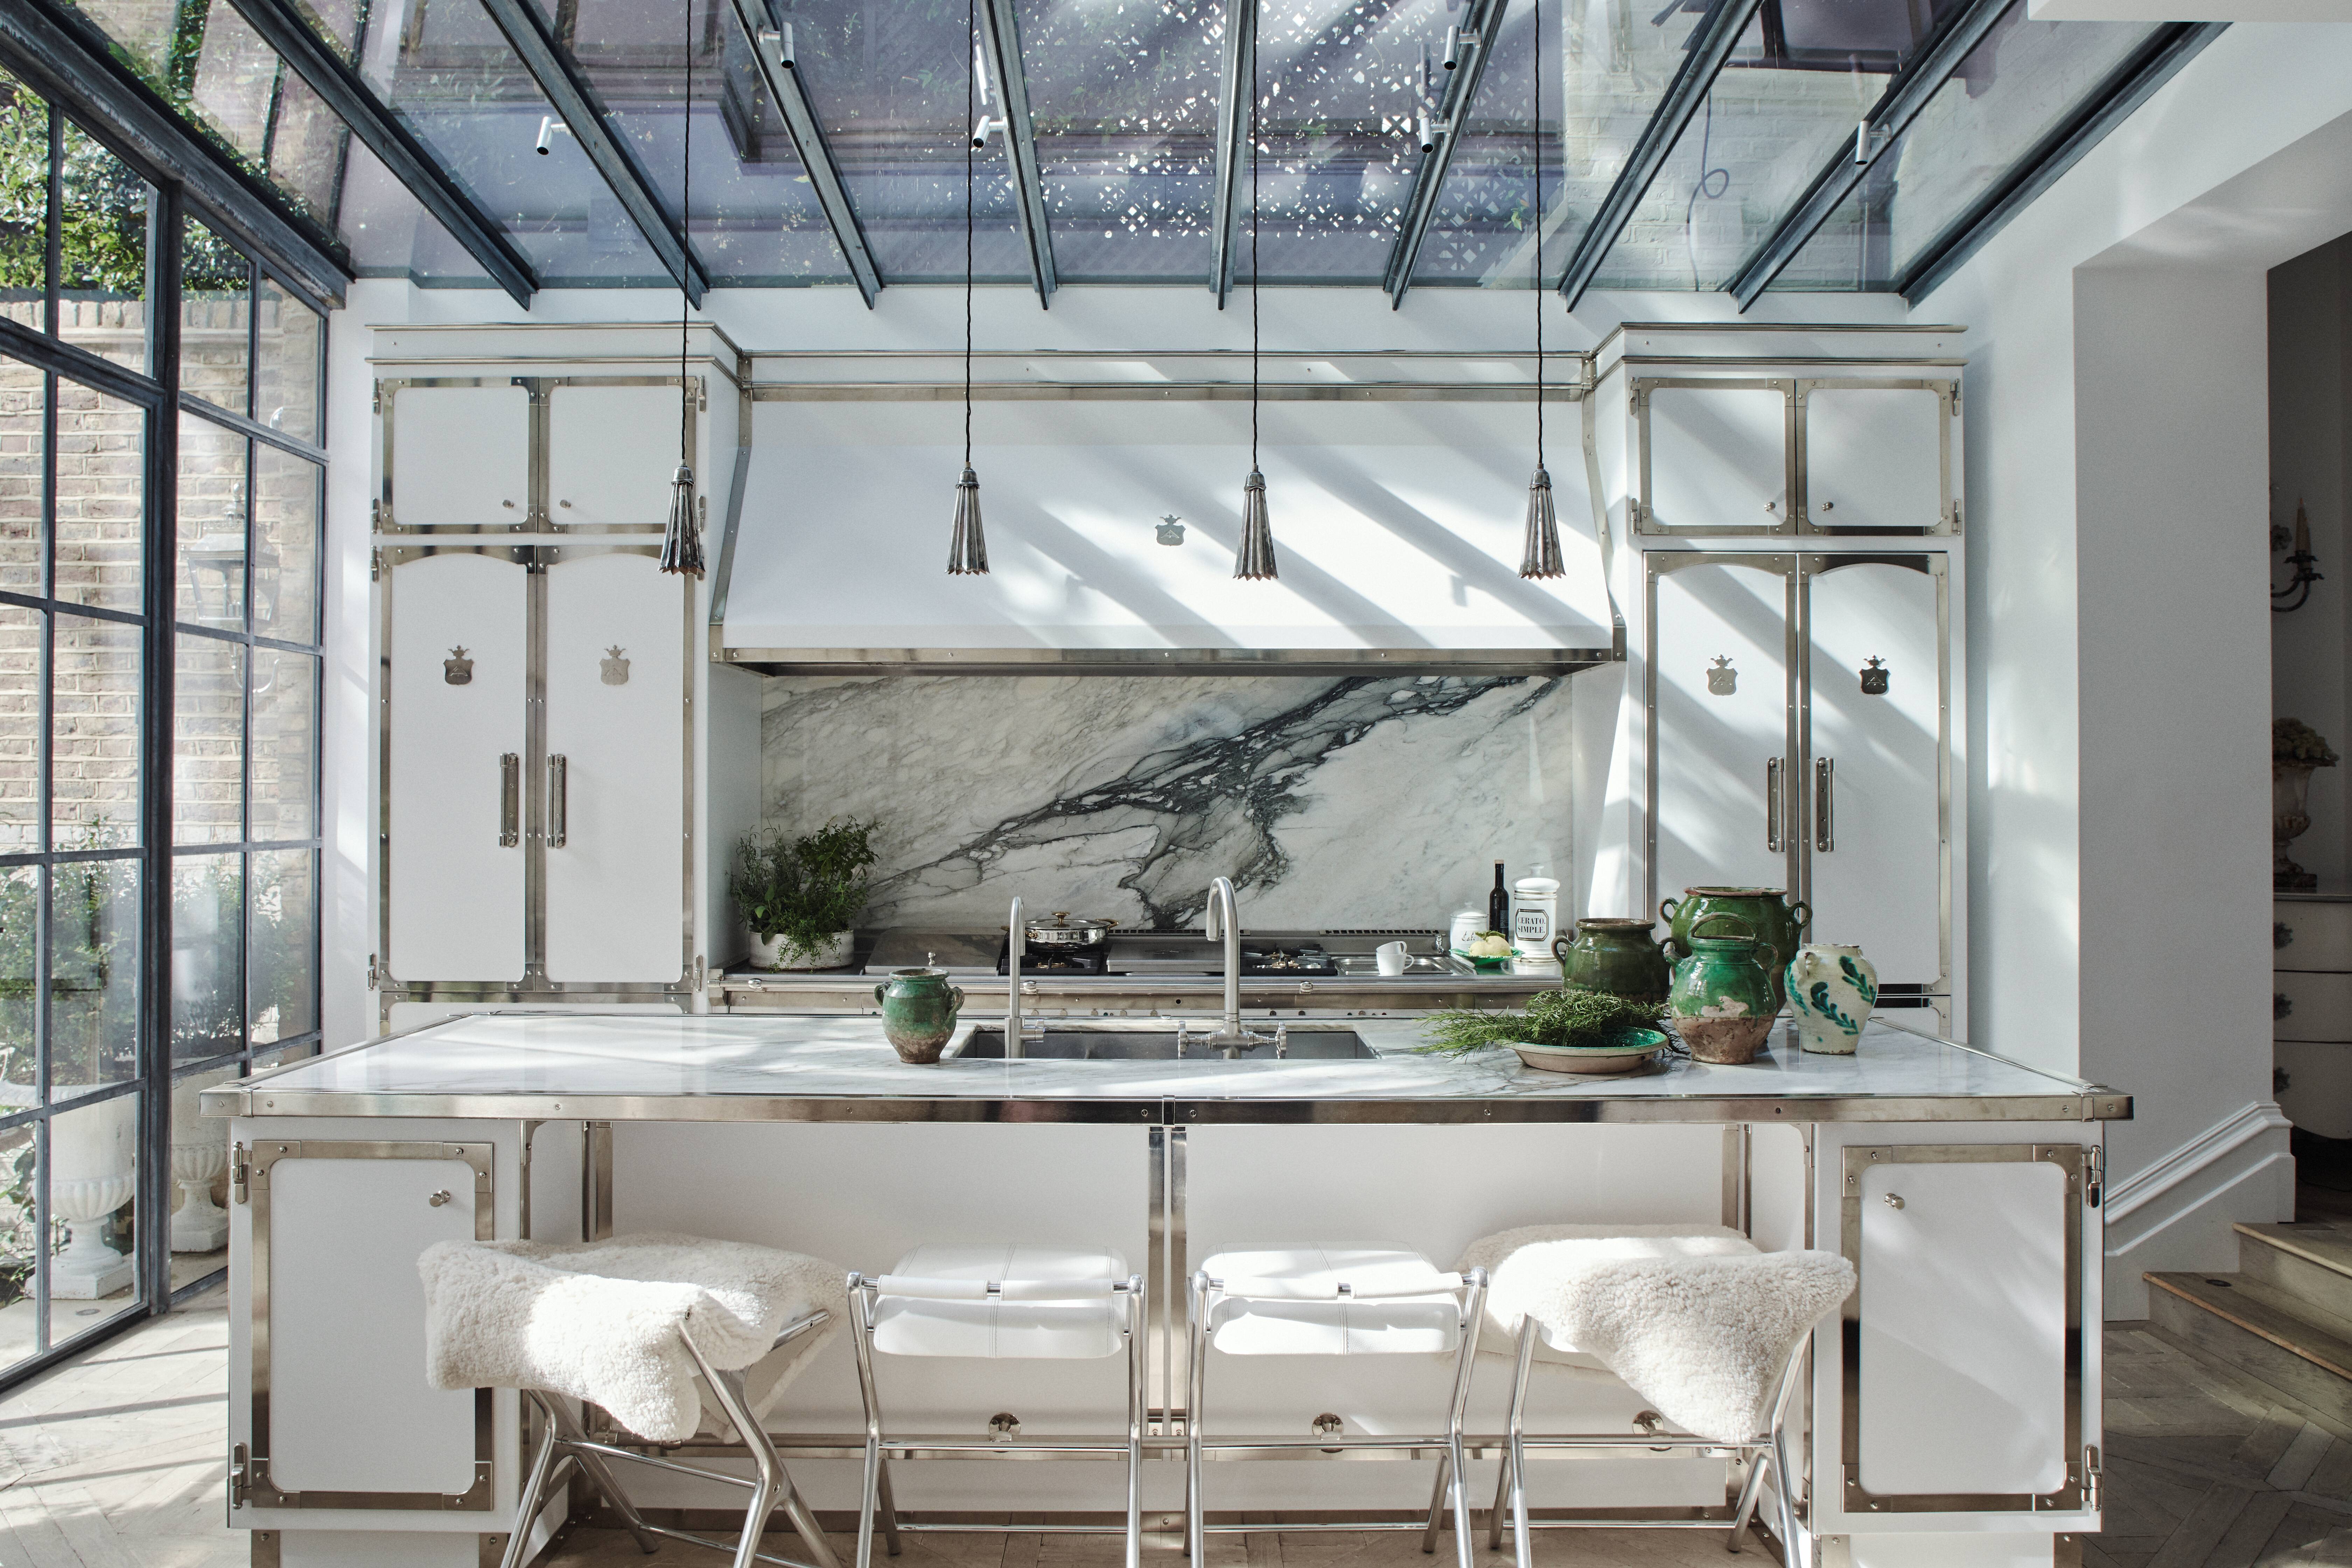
[1918,26,2352,1310]
[2270,237,2352,888]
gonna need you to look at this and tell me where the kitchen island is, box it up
[209,1013,2121,1568]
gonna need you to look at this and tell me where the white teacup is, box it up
[1375,941,1410,976]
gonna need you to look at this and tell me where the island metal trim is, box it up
[237,1139,496,1513]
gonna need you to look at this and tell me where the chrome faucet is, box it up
[1194,877,1281,1058]
[1005,895,1045,1058]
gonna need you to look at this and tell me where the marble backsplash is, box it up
[759,673,1575,932]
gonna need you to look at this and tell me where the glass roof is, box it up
[47,0,2213,301]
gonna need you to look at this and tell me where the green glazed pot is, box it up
[1667,913,1781,1065]
[1658,887,1811,1010]
[1549,918,1672,1004]
[873,968,965,1064]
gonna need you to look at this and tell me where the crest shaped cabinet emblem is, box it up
[1156,514,1186,546]
[600,646,631,686]
[443,647,473,686]
[1707,656,1738,696]
[1860,656,1889,695]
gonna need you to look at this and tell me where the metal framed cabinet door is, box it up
[235,1139,494,1511]
[1840,1143,2090,1517]
[1800,556,1948,997]
[1647,554,1799,921]
[545,379,697,530]
[379,380,533,532]
[542,547,693,985]
[1635,378,1796,535]
[383,548,530,986]
[1795,380,1957,535]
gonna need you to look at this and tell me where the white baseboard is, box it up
[2103,1100,2295,1318]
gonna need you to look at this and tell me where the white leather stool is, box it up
[1457,1224,1853,1564]
[1185,1244,1488,1568]
[848,1244,1144,1568]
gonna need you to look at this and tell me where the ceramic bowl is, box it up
[1457,947,1522,973]
[1505,1028,1670,1075]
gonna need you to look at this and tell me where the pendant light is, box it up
[660,0,704,578]
[1519,0,1565,582]
[1234,0,1276,582]
[947,0,989,576]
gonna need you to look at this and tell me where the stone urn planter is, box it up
[2277,760,2319,891]
[752,929,856,971]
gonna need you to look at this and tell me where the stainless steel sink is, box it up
[952,1023,1380,1061]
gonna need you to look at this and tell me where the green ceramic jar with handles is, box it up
[873,968,965,1064]
[1657,887,1811,1010]
[1549,918,1672,1003]
[1667,913,1781,1065]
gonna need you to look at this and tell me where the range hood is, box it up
[716,395,1620,675]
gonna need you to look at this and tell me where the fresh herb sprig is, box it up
[1416,987,1667,1056]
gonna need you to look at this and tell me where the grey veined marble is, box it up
[761,673,1576,931]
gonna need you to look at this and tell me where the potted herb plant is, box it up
[2276,718,2339,891]
[730,819,880,970]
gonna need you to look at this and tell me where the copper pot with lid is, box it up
[1022,911,1119,948]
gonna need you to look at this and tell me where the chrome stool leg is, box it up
[1443,1270,1489,1568]
[849,1275,887,1568]
[1505,1322,1537,1568]
[1484,1446,1511,1554]
[1419,1457,1451,1555]
[532,1392,663,1556]
[501,1405,567,1568]
[874,1461,903,1557]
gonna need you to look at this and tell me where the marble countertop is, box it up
[203,1013,2131,1125]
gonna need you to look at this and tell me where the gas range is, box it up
[864,928,1472,979]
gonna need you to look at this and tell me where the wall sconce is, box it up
[2275,499,2323,614]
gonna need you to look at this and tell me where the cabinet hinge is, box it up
[2085,1146,2104,1208]
[230,1441,252,1508]
[1949,500,1963,532]
[371,385,382,414]
[2083,1444,2102,1511]
[694,954,707,990]
[230,1143,250,1205]
[370,546,383,582]
[367,953,379,990]
[697,381,708,413]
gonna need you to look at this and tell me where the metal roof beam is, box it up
[476,0,710,305]
[1725,0,2016,310]
[976,0,1057,307]
[1209,0,1255,306]
[0,0,354,310]
[223,0,534,307]
[1382,0,1511,308]
[1896,22,2224,305]
[731,0,883,307]
[1555,0,1765,311]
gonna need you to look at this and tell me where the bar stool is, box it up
[418,1233,845,1568]
[1186,1244,1489,1568]
[847,1244,1145,1568]
[1456,1224,1852,1563]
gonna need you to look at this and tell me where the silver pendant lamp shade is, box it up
[947,467,988,574]
[660,462,704,576]
[1235,468,1277,580]
[1520,465,1564,579]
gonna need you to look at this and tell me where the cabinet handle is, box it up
[1766,758,1784,852]
[547,754,568,849]
[1883,1193,1904,1210]
[1815,756,1835,852]
[499,753,520,847]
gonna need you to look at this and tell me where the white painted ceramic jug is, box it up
[1785,944,1878,1055]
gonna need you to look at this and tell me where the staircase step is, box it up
[2146,1271,2352,1429]
[2239,1223,2352,1322]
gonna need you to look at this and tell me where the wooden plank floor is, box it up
[10,1287,2352,1566]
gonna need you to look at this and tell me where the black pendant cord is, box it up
[965,0,975,469]
[1531,0,1542,473]
[1249,0,1259,472]
[679,0,692,469]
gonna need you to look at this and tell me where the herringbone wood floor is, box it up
[4,1284,2352,1566]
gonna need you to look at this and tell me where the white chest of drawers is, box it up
[2276,892,2352,1139]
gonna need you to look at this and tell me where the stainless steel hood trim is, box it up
[718,645,1621,676]
[745,382,1589,402]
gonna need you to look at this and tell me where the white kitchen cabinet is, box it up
[380,381,531,531]
[384,549,529,985]
[544,550,690,984]
[2275,895,2352,1138]
[1649,556,1799,906]
[1636,380,1795,536]
[1798,380,1957,534]
[1646,551,1956,1015]
[547,381,697,528]
[377,543,696,1015]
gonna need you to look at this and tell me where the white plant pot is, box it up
[52,1171,135,1299]
[169,1138,230,1253]
[752,930,854,971]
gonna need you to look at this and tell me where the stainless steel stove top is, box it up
[863,927,1472,979]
